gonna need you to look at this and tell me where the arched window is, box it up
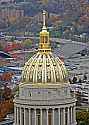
[45,36,48,43]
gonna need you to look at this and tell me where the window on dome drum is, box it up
[48,91,51,94]
[29,91,32,97]
[64,87,67,95]
[58,90,60,95]
[21,89,25,96]
[38,91,40,94]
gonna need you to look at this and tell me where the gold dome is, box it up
[21,10,68,85]
[22,52,67,84]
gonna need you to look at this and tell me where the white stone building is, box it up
[14,11,76,125]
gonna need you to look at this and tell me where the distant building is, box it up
[0,0,15,4]
[0,7,24,23]
[71,81,89,105]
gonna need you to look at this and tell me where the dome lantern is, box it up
[39,10,51,53]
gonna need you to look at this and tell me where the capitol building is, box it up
[14,11,76,125]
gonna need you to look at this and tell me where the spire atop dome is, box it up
[42,10,47,31]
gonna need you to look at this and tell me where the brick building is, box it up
[0,7,24,23]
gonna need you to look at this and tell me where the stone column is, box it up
[14,106,16,125]
[29,109,31,125]
[63,108,65,125]
[34,109,36,125]
[67,107,70,125]
[46,109,49,125]
[24,108,26,125]
[17,107,19,125]
[70,107,73,124]
[58,108,60,125]
[40,109,42,125]
[20,107,22,125]
[52,109,55,125]
[73,106,76,123]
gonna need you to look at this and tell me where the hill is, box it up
[1,0,89,36]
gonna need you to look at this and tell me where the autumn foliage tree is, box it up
[0,72,14,81]
[22,39,32,49]
[3,85,12,100]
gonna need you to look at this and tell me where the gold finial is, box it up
[42,10,47,30]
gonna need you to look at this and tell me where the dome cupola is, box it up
[39,10,51,53]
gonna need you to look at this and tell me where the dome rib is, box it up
[47,54,56,83]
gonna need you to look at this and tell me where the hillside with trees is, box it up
[1,0,89,36]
